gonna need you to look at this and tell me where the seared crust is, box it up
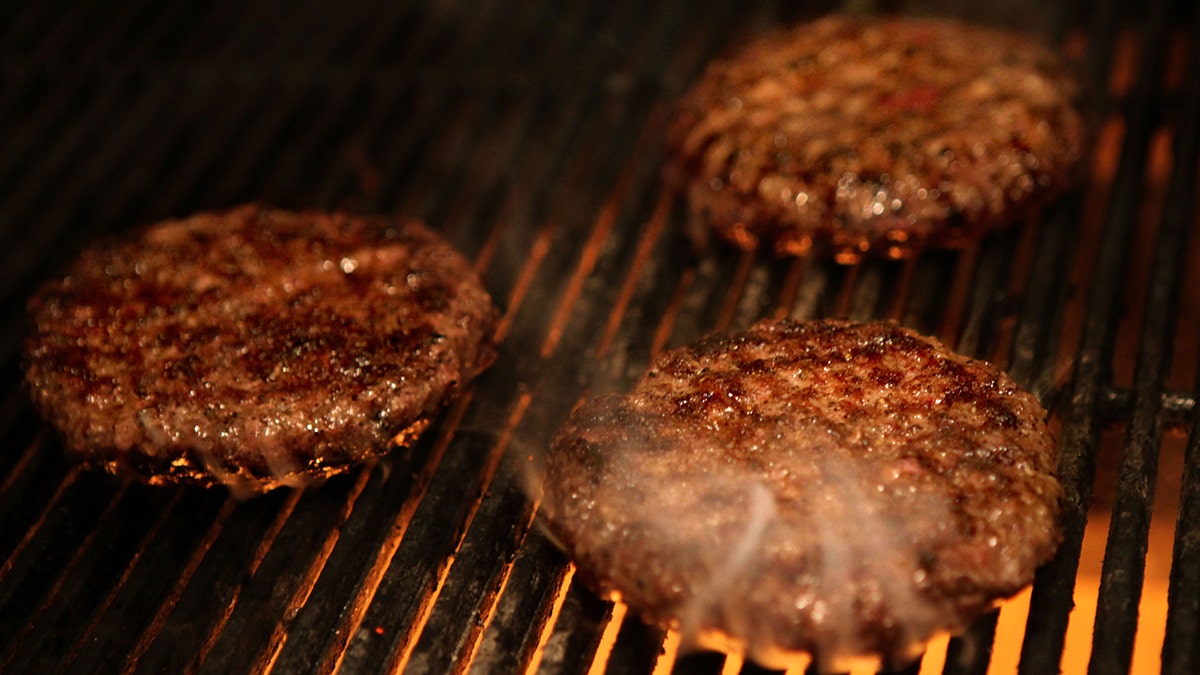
[542,319,1061,669]
[666,14,1086,261]
[25,205,499,492]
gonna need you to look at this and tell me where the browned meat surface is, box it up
[542,319,1061,670]
[25,205,499,493]
[666,14,1086,261]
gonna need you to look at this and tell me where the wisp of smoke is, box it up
[605,440,955,673]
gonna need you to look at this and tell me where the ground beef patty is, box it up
[25,205,499,493]
[665,14,1086,261]
[542,319,1061,670]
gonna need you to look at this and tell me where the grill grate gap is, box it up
[54,487,191,672]
[0,475,134,671]
[1020,0,1177,669]
[130,488,299,673]
[332,395,530,672]
[468,530,574,673]
[1164,406,1200,674]
[0,2,1192,674]
[266,396,476,674]
[1092,1,1200,671]
[405,449,541,672]
[1159,11,1200,675]
[194,468,376,674]
[105,493,236,673]
[1006,197,1080,396]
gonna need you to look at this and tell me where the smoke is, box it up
[678,479,778,644]
[573,436,957,673]
[801,454,951,671]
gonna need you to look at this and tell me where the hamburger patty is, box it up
[665,14,1086,261]
[541,319,1061,670]
[25,205,499,492]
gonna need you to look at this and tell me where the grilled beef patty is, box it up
[542,319,1061,670]
[25,205,499,492]
[666,14,1086,261]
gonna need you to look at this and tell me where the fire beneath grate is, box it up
[0,0,1197,673]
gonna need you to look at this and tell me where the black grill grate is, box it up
[0,1,1197,673]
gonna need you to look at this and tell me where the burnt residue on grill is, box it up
[0,0,1198,674]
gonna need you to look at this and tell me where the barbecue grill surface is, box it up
[1,1,1198,674]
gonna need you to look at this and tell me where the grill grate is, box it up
[0,0,1197,673]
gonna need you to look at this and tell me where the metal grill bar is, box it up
[1019,0,1176,669]
[0,1,1192,674]
[1090,1,1200,670]
[93,493,236,671]
[1165,401,1200,675]
[119,1,583,658]
[131,487,301,672]
[1154,5,1200,673]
